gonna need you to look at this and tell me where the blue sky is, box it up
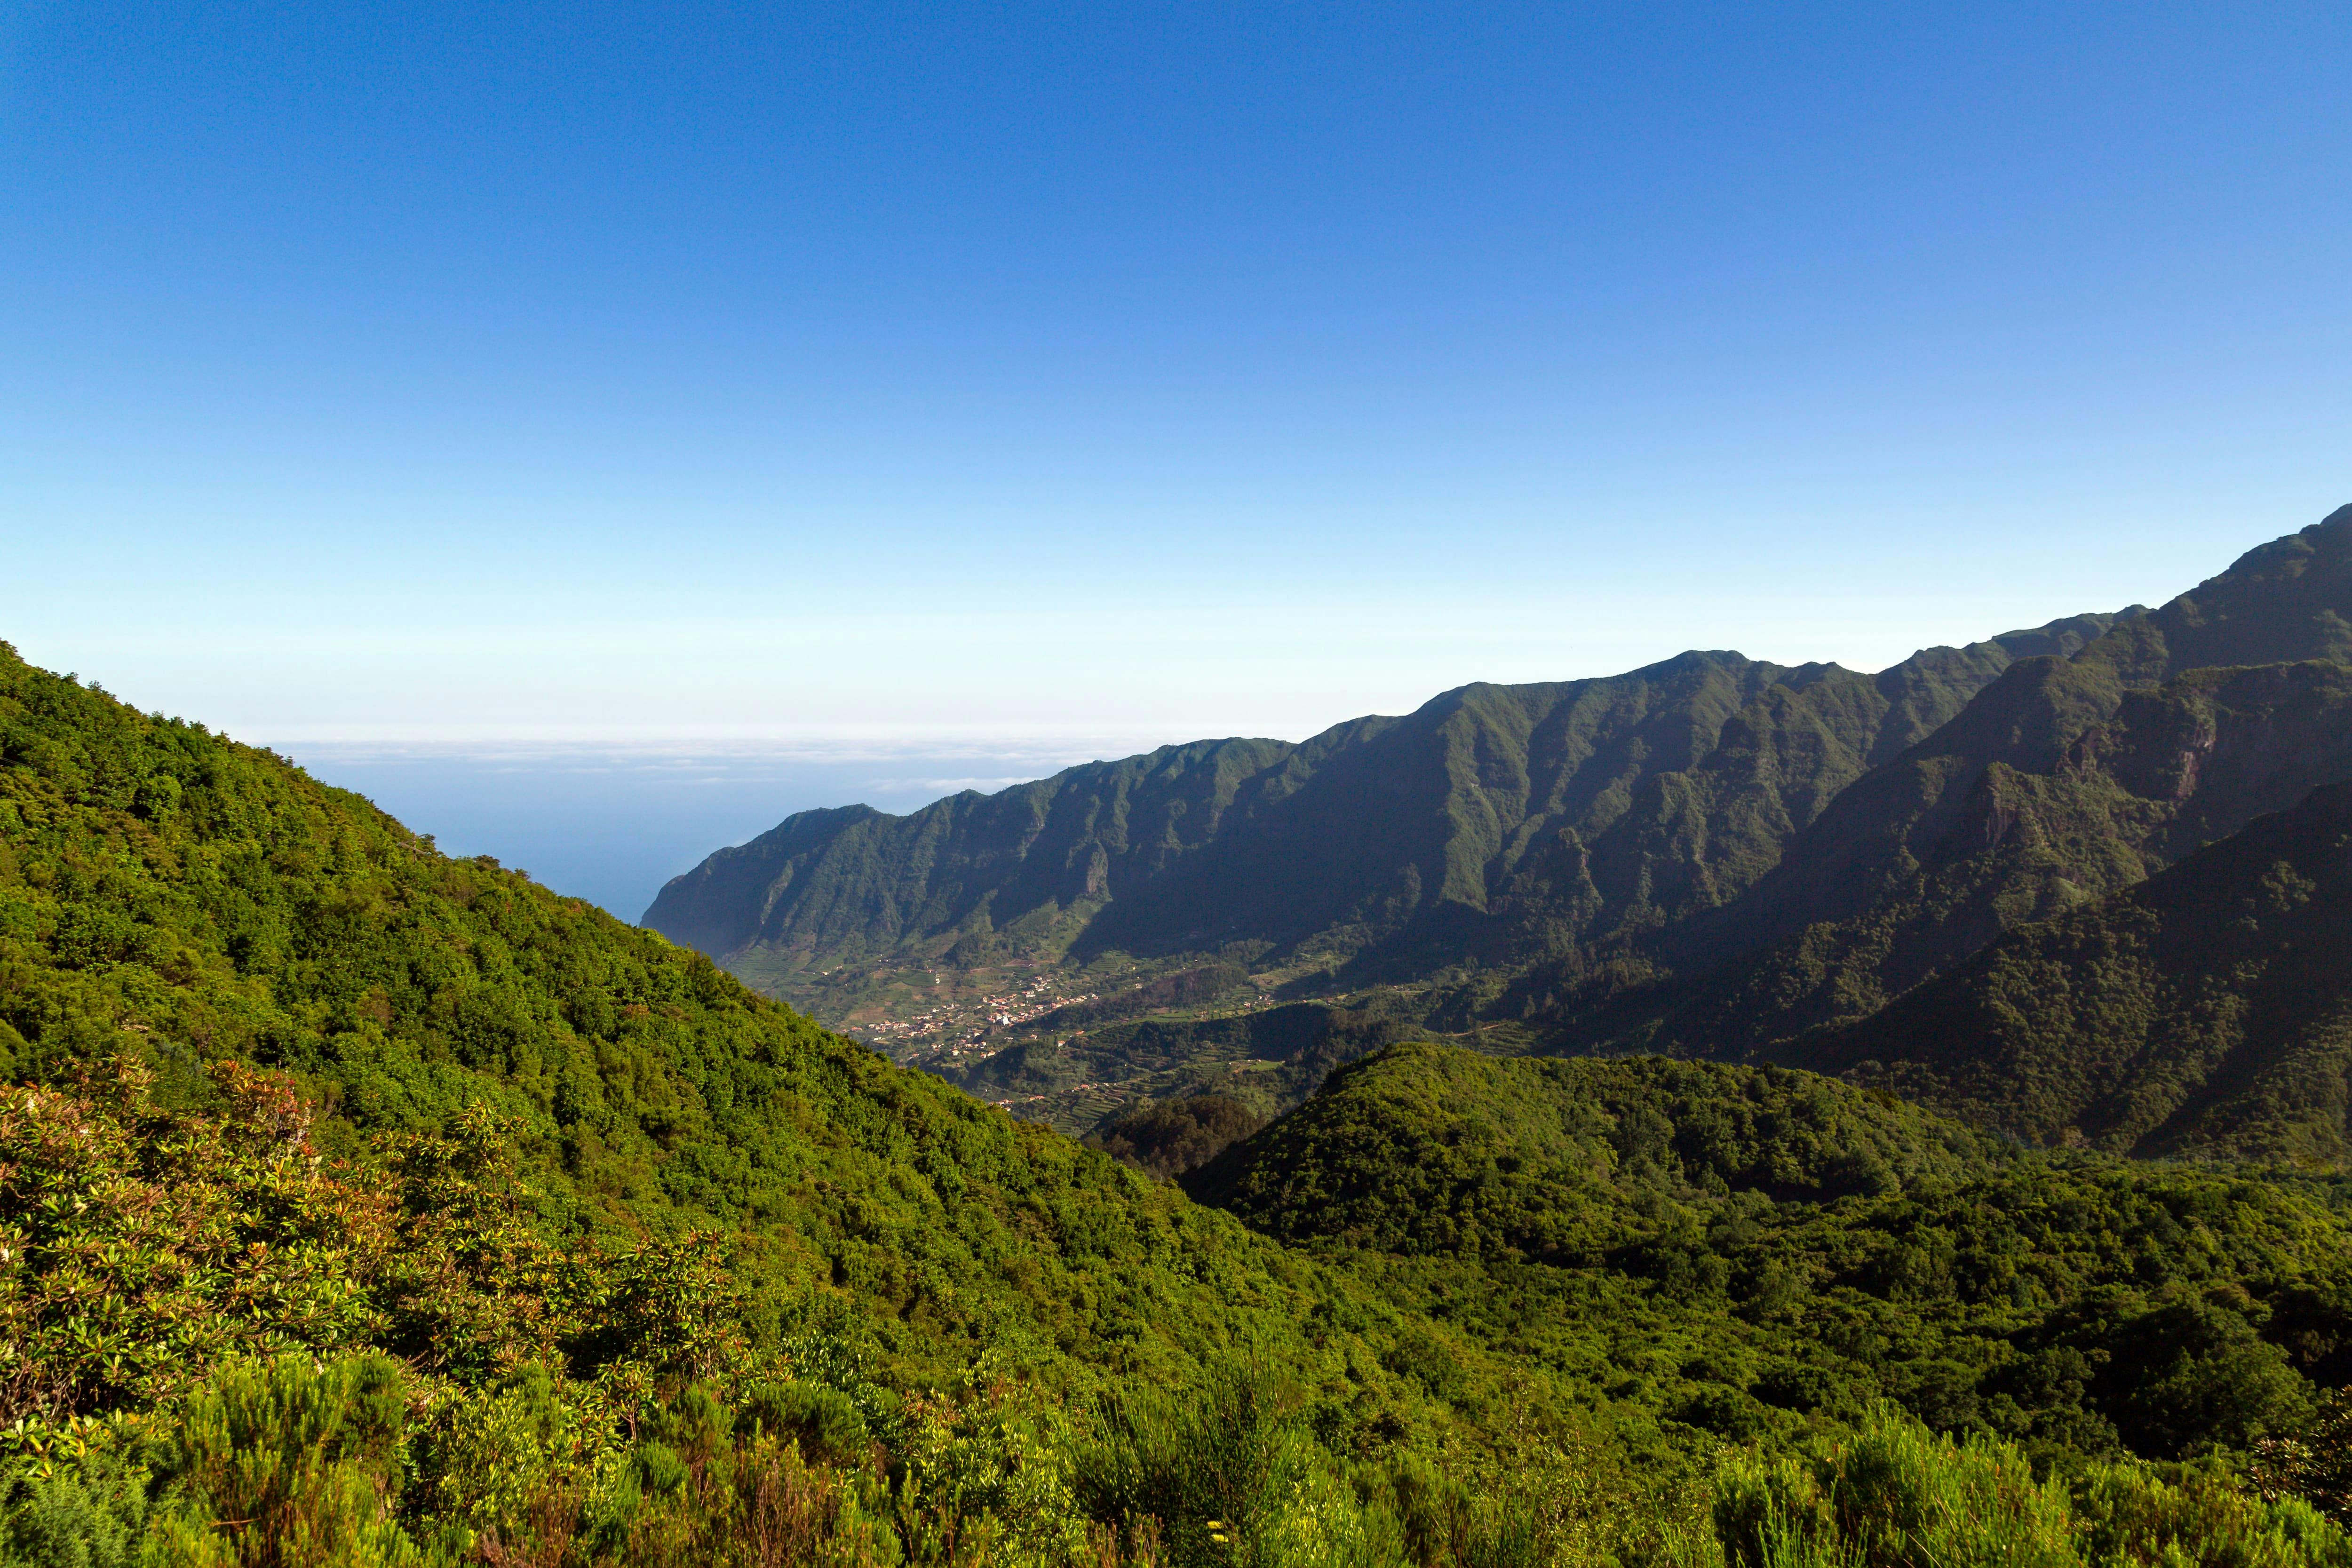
[4,2,2348,761]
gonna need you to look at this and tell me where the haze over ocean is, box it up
[5,3,2346,909]
[282,738,1160,921]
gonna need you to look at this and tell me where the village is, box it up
[835,964,1099,1062]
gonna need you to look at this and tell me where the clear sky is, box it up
[5,1,2348,753]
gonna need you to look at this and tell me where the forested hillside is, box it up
[1541,655,2352,1059]
[1509,507,2352,1083]
[1192,1041,2352,1478]
[649,611,2136,1090]
[0,644,1383,1392]
[0,640,1612,1562]
[1701,508,2352,960]
[1788,779,2352,1162]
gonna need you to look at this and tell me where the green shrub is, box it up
[1703,1407,2352,1568]
[0,1451,147,1568]
[1712,1406,2076,1568]
[142,1353,427,1568]
[744,1383,871,1469]
[2074,1459,2352,1568]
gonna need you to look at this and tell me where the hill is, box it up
[1185,1043,1998,1259]
[0,643,1376,1393]
[0,638,1660,1561]
[1190,1040,2352,1468]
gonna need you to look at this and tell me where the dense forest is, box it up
[10,605,2352,1563]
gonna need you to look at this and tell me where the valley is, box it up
[654,507,2352,1167]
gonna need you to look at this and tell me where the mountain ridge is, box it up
[647,615,2131,1040]
[647,505,2352,1171]
[1527,506,2352,1068]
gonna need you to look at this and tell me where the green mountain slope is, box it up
[2077,503,2352,685]
[1523,506,2352,1066]
[1666,505,2352,970]
[1789,778,2352,1162]
[0,640,1467,1408]
[650,619,2122,1051]
[1185,1042,1997,1259]
[1542,655,2352,1057]
[1190,1040,2352,1466]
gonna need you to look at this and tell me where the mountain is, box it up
[1540,654,2352,1057]
[2070,506,2352,684]
[648,505,2352,1174]
[1690,504,2352,963]
[1518,504,2352,1059]
[1787,779,2352,1162]
[647,617,2126,1047]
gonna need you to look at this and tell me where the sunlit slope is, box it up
[1188,1040,2352,1462]
[1186,1042,1996,1258]
[0,641,1447,1396]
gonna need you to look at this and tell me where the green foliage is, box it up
[0,640,1429,1406]
[1188,1044,1992,1261]
[1801,779,2352,1162]
[741,1383,870,1469]
[954,995,1418,1143]
[1075,1366,1590,1568]
[1710,1409,2078,1568]
[1,1448,146,1568]
[1085,1096,1264,1181]
[0,1058,393,1432]
[1703,1404,2352,1568]
[144,1353,421,1567]
[1192,1042,2352,1474]
[2253,1394,2352,1529]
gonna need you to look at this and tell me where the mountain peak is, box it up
[2070,506,2352,686]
